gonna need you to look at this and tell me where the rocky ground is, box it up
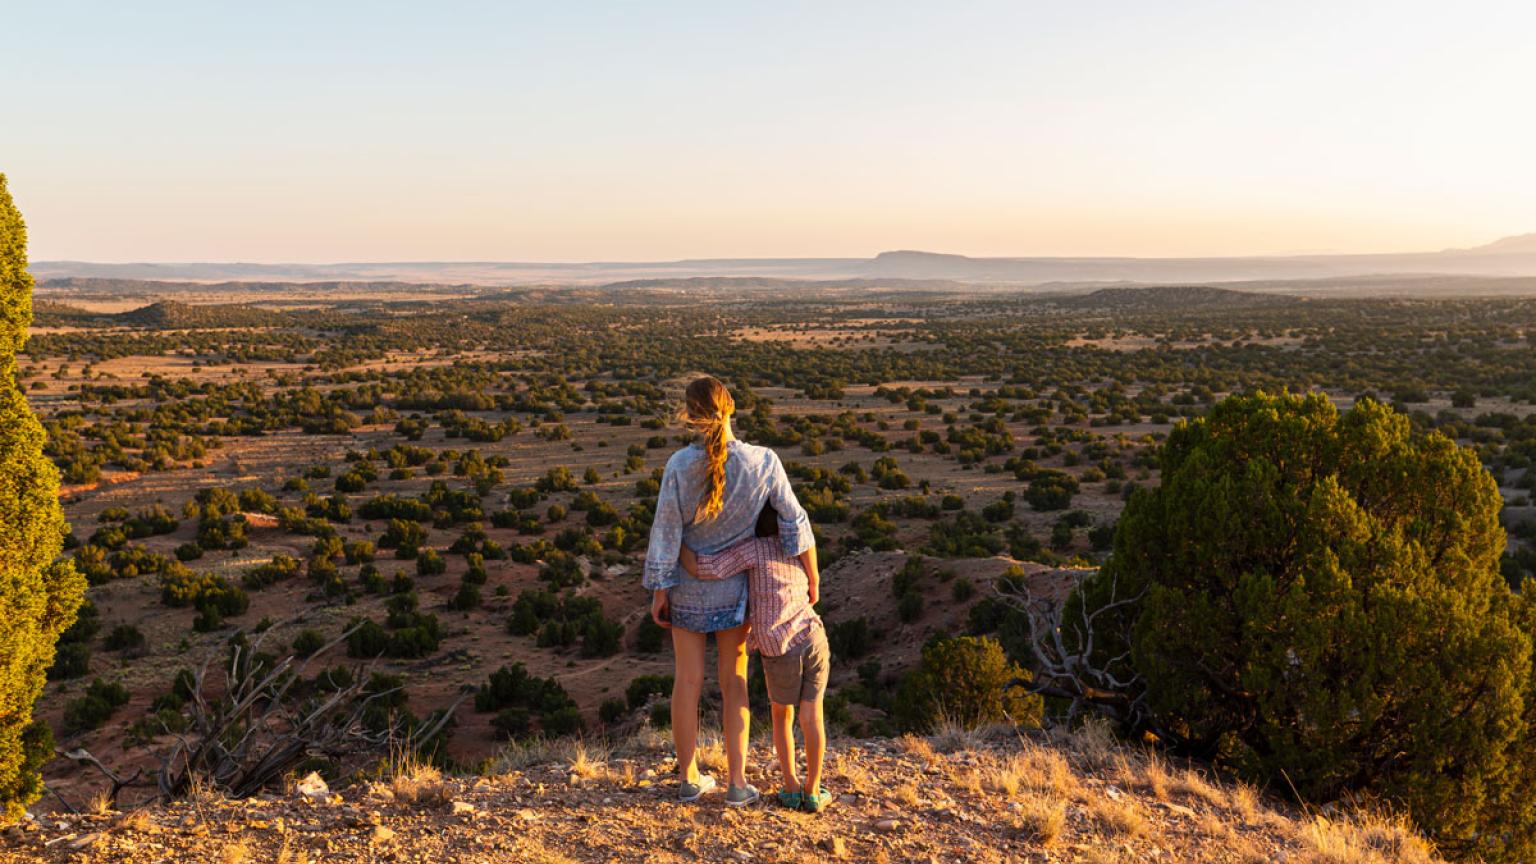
[2,725,1440,864]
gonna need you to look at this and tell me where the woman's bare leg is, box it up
[714,623,752,789]
[671,627,708,783]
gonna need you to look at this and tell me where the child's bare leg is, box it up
[771,703,802,792]
[798,698,825,795]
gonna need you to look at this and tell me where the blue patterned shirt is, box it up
[643,440,814,632]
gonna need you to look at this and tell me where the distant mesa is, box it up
[116,300,286,329]
[28,232,1536,288]
[1453,232,1536,254]
[35,299,289,330]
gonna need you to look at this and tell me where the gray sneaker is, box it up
[724,784,760,807]
[679,774,717,802]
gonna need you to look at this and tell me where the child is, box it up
[678,518,831,813]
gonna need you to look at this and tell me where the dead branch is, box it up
[996,567,1149,730]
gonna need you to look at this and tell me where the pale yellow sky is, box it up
[4,2,1533,262]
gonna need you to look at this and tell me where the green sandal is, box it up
[800,787,832,813]
[777,789,803,809]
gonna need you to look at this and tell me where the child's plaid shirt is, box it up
[693,536,819,657]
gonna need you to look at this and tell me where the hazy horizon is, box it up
[6,1,1535,262]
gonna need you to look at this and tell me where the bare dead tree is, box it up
[53,620,466,810]
[55,748,141,810]
[997,567,1148,729]
[150,619,462,800]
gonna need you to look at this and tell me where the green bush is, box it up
[895,636,1041,732]
[415,548,445,576]
[61,678,130,735]
[1076,392,1535,862]
[492,707,531,739]
[102,624,145,653]
[159,571,249,631]
[474,664,579,739]
[542,706,584,736]
[47,642,91,681]
[827,617,873,659]
[625,674,674,710]
[599,697,627,725]
[448,582,482,611]
[634,614,667,653]
[1024,471,1079,511]
[951,578,975,602]
[291,628,327,658]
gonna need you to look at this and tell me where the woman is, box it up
[643,376,815,805]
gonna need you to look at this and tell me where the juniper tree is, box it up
[0,174,85,821]
[1074,391,1534,862]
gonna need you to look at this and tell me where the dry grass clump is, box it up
[274,840,311,864]
[1135,752,1171,800]
[1007,741,1077,798]
[1063,717,1119,771]
[895,733,937,764]
[982,753,1025,797]
[485,731,559,765]
[217,840,251,864]
[114,808,154,833]
[892,781,923,807]
[186,774,228,807]
[1013,793,1068,846]
[931,720,982,753]
[1115,747,1231,810]
[1171,766,1227,808]
[692,730,728,775]
[1298,811,1439,864]
[613,725,671,756]
[1198,809,1237,844]
[522,845,579,864]
[87,789,116,816]
[952,742,1077,802]
[931,719,1015,753]
[388,755,452,807]
[567,739,611,780]
[1092,797,1147,837]
[1228,781,1262,821]
[828,749,876,797]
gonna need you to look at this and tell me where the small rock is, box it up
[821,836,849,858]
[451,800,477,817]
[370,825,395,845]
[69,832,102,850]
[294,771,330,799]
[730,850,753,861]
[873,818,901,833]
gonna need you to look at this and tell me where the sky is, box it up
[4,0,1535,262]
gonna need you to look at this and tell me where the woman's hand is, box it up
[650,589,672,628]
[678,544,699,577]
